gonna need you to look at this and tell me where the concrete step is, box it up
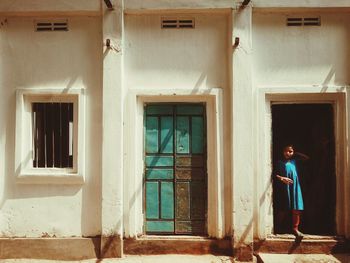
[124,236,232,256]
[256,253,350,263]
[254,234,349,254]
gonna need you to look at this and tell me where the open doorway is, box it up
[272,103,336,235]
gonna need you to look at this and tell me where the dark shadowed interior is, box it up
[272,104,336,235]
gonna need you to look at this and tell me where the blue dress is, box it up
[276,159,304,211]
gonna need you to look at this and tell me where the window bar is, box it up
[59,103,63,167]
[45,103,54,168]
[68,103,73,168]
[37,103,45,168]
[43,103,47,167]
[32,104,37,167]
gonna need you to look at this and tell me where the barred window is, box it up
[32,102,73,168]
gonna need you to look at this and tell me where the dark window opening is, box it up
[272,104,336,235]
[32,102,73,168]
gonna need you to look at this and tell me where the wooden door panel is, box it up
[176,182,191,220]
[160,116,174,153]
[145,104,206,235]
[160,181,174,219]
[146,169,174,180]
[176,116,190,154]
[145,116,159,153]
[175,156,204,167]
[191,181,206,220]
[145,181,159,219]
[175,168,204,180]
[191,116,204,154]
[175,221,205,234]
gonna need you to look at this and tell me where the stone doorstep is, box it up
[0,237,100,260]
[254,234,350,254]
[256,253,350,263]
[123,236,233,256]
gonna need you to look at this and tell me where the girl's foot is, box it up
[292,229,304,238]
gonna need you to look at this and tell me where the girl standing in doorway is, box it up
[275,144,309,238]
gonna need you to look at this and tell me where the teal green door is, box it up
[144,104,207,235]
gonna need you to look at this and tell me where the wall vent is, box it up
[161,18,195,29]
[287,17,321,27]
[35,20,68,32]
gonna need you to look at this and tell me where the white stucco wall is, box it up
[253,0,350,8]
[123,13,231,237]
[125,0,235,10]
[124,14,228,90]
[252,12,350,238]
[0,17,102,237]
[253,13,350,87]
[125,0,350,10]
[0,0,100,13]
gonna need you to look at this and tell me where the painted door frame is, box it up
[123,88,226,238]
[256,86,350,239]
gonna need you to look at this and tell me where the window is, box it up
[32,102,74,168]
[15,89,85,184]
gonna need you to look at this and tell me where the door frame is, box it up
[123,88,226,238]
[256,86,349,239]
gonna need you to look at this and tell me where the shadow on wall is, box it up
[0,18,103,238]
[253,13,350,86]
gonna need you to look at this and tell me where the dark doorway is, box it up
[272,104,336,235]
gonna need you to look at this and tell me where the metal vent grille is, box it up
[35,20,68,32]
[287,17,321,27]
[161,18,195,29]
[303,17,321,26]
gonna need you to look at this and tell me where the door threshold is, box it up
[124,236,232,255]
[254,235,349,254]
[267,234,345,241]
[137,235,211,240]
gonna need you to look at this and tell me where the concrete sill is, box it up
[268,234,344,240]
[16,174,84,185]
[137,235,211,240]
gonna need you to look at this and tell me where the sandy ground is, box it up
[0,255,234,263]
[1,254,350,263]
[257,253,350,263]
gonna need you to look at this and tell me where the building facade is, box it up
[0,0,350,261]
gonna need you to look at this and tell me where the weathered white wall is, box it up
[253,0,350,8]
[253,12,350,239]
[123,13,231,237]
[101,0,124,257]
[125,0,350,10]
[124,14,228,90]
[125,0,235,10]
[0,0,100,13]
[253,13,350,87]
[231,6,254,260]
[0,17,102,237]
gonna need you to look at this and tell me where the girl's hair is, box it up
[283,143,294,150]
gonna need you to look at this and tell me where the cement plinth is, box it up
[0,237,100,260]
[124,236,232,256]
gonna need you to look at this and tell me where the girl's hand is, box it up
[281,177,293,185]
[276,175,293,185]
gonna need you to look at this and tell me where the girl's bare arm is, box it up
[276,174,293,185]
[294,152,310,161]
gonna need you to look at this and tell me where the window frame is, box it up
[15,89,85,184]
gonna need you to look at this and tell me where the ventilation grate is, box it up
[303,17,321,26]
[287,17,321,27]
[161,18,195,29]
[35,20,68,32]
